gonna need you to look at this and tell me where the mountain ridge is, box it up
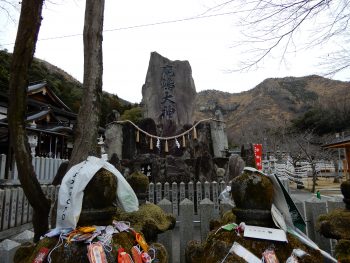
[1,49,349,141]
[194,75,350,144]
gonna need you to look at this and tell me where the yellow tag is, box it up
[78,226,96,233]
[135,233,149,252]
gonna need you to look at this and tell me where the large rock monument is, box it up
[141,52,197,131]
[104,52,230,183]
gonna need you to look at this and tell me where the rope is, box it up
[106,118,225,140]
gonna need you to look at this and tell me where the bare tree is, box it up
[202,0,350,74]
[8,0,50,242]
[284,129,334,192]
[7,0,105,241]
[68,0,105,168]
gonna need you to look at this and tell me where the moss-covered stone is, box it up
[341,180,350,209]
[318,208,350,240]
[221,210,236,225]
[185,240,205,263]
[15,232,168,263]
[151,242,168,263]
[13,242,36,263]
[112,231,138,253]
[15,238,59,263]
[209,210,236,231]
[82,168,117,209]
[51,168,119,228]
[335,239,350,263]
[186,229,322,262]
[231,170,274,210]
[16,201,173,262]
[78,207,118,226]
[126,171,149,195]
[318,207,350,262]
[186,193,322,263]
[116,203,176,242]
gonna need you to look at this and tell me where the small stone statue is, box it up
[318,180,350,262]
[231,168,274,227]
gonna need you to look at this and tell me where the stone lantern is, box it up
[27,133,38,157]
[98,135,107,160]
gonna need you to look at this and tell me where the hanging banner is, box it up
[253,144,263,170]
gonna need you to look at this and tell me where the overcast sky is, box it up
[0,0,348,103]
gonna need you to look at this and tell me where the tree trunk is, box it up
[333,159,340,183]
[311,163,317,193]
[8,0,50,242]
[68,0,105,168]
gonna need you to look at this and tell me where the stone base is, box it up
[232,208,274,227]
[343,198,350,210]
[319,208,350,240]
[78,207,117,226]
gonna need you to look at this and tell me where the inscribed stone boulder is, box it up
[141,52,197,130]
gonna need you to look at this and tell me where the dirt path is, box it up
[289,175,343,197]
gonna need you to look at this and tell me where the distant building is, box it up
[0,81,77,159]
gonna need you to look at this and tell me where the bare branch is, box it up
[0,0,20,24]
[203,0,350,74]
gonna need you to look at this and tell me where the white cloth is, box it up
[56,156,139,229]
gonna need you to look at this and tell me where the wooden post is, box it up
[148,183,154,204]
[180,182,186,202]
[172,182,178,216]
[156,182,162,204]
[164,182,170,200]
[345,147,350,180]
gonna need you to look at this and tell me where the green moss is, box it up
[221,210,236,225]
[187,212,322,263]
[318,208,350,240]
[188,230,323,263]
[335,239,350,263]
[231,171,274,210]
[14,238,58,263]
[210,211,237,232]
[83,168,117,209]
[126,171,149,194]
[15,202,173,262]
[112,231,136,253]
[16,232,169,263]
[151,242,168,263]
[13,242,36,263]
[116,203,176,242]
[185,240,206,263]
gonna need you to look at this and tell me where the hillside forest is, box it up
[0,50,137,127]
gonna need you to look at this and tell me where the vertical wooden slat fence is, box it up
[148,181,228,217]
[0,177,344,263]
[0,154,68,184]
[0,185,60,239]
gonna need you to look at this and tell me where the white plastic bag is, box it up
[56,156,139,229]
[218,186,235,207]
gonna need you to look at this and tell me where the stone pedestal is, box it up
[0,239,20,263]
[105,123,123,159]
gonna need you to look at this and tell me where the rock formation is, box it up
[141,52,197,131]
[210,109,229,157]
[227,154,245,181]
